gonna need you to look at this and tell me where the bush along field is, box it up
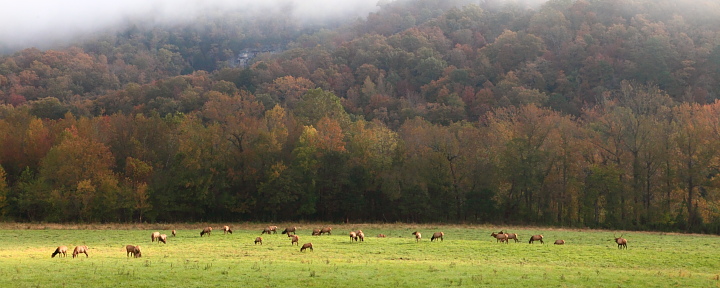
[0,224,719,287]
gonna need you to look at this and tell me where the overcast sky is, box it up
[0,0,385,51]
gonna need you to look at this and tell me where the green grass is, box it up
[0,224,719,287]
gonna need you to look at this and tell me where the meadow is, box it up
[0,223,719,287]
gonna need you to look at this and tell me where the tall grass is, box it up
[0,224,718,287]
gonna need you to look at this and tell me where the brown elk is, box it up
[200,227,212,237]
[52,246,67,258]
[222,226,233,234]
[320,227,332,235]
[172,230,176,237]
[312,229,321,236]
[290,235,300,246]
[126,245,142,258]
[282,227,297,235]
[255,237,263,245]
[151,231,161,242]
[300,243,314,252]
[72,245,89,258]
[614,234,628,249]
[357,230,365,242]
[377,234,386,238]
[412,231,422,242]
[491,232,509,244]
[506,233,519,243]
[529,235,544,244]
[159,234,167,244]
[349,231,358,241]
[431,232,444,242]
[554,240,565,245]
[262,226,277,235]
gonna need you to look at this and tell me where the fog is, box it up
[0,0,386,51]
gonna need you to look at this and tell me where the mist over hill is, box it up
[2,0,720,233]
[1,0,387,52]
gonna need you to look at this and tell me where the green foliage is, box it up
[294,89,350,127]
[0,165,7,218]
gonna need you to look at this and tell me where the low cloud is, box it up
[0,0,384,51]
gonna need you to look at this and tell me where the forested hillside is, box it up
[2,0,720,232]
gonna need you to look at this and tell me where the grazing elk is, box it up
[505,233,519,243]
[377,234,386,238]
[255,237,263,245]
[312,229,321,236]
[614,234,628,249]
[262,226,277,235]
[52,246,68,258]
[529,235,544,244]
[290,235,300,246]
[357,230,365,242]
[172,230,176,237]
[300,243,314,252]
[320,227,332,235]
[282,227,297,235]
[349,231,358,242]
[72,245,89,258]
[151,231,161,242]
[200,227,212,237]
[554,240,565,245]
[491,232,509,243]
[222,226,233,234]
[431,232,445,242]
[126,245,142,258]
[159,234,167,244]
[412,231,422,242]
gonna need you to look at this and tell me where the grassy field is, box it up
[0,223,719,287]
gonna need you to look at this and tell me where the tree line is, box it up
[1,0,720,232]
[1,80,720,233]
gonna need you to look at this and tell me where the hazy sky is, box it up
[0,0,385,50]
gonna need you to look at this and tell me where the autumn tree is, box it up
[39,124,117,221]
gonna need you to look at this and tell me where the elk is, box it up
[151,232,161,242]
[159,234,167,244]
[282,227,297,235]
[377,234,386,238]
[200,227,212,237]
[290,235,300,246]
[349,231,358,242]
[300,243,314,252]
[222,226,233,234]
[431,232,444,242]
[529,235,544,244]
[172,230,176,237]
[491,232,509,244]
[357,230,365,242]
[312,229,321,236]
[614,234,628,249]
[262,226,277,235]
[72,245,89,258]
[52,246,67,258]
[506,233,519,243]
[554,240,565,245]
[126,245,142,258]
[412,231,422,242]
[320,227,332,235]
[255,237,263,245]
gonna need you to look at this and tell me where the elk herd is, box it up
[50,225,631,259]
